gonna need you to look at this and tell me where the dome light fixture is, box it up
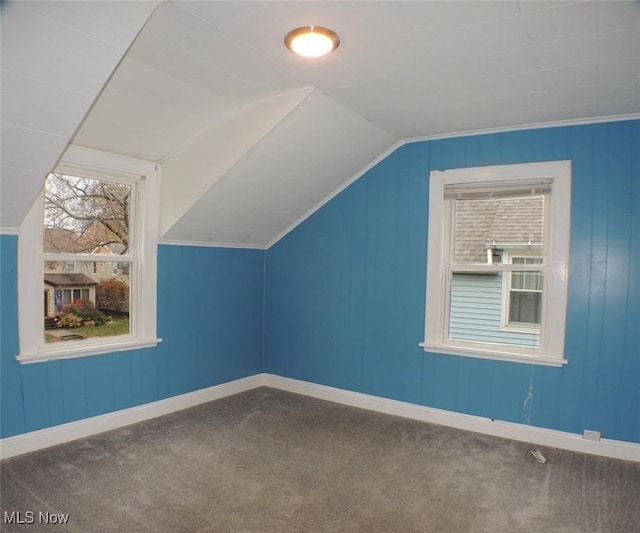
[284,26,340,58]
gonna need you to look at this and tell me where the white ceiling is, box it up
[161,89,397,246]
[0,1,160,229]
[2,1,639,247]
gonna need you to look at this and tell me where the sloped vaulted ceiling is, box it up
[1,0,159,229]
[2,1,639,247]
[160,88,397,247]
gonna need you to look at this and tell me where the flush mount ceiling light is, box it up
[284,26,340,58]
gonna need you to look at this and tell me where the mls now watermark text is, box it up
[3,511,70,525]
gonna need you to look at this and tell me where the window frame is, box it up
[420,160,571,367]
[17,146,162,364]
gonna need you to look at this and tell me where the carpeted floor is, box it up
[1,387,639,532]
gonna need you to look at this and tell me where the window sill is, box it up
[419,342,567,367]
[16,337,163,364]
[501,325,541,335]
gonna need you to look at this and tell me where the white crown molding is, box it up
[403,113,640,146]
[5,116,636,249]
[265,139,404,249]
[265,114,639,250]
[3,372,638,462]
[158,239,266,250]
[62,117,638,255]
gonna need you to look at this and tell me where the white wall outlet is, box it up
[583,429,601,441]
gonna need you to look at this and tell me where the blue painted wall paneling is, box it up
[265,120,640,444]
[2,120,638,446]
[0,241,265,438]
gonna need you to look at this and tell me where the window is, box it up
[17,146,161,363]
[62,289,90,305]
[504,254,542,329]
[421,161,571,366]
[41,169,133,341]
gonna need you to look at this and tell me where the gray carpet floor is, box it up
[1,387,639,532]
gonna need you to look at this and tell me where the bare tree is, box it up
[44,173,130,254]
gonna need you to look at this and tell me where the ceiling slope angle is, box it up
[160,88,398,248]
[0,0,159,231]
[158,86,314,239]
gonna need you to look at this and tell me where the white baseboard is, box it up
[0,374,267,460]
[263,374,640,463]
[2,372,638,463]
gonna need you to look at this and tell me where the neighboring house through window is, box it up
[44,274,96,316]
[18,146,161,363]
[504,254,542,330]
[421,161,571,366]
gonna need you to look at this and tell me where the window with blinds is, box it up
[421,161,571,367]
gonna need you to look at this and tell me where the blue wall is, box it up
[265,120,640,444]
[0,240,265,438]
[2,120,638,445]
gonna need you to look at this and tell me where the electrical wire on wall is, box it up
[523,365,547,464]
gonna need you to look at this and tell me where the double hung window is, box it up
[421,161,571,366]
[17,146,161,363]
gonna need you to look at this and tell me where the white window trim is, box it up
[420,160,571,367]
[17,146,162,364]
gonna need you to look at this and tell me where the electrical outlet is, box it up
[583,429,601,441]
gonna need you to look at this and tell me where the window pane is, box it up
[43,173,130,254]
[453,195,545,265]
[523,272,542,291]
[44,261,131,343]
[449,273,540,347]
[512,272,525,289]
[511,271,542,291]
[509,291,542,325]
